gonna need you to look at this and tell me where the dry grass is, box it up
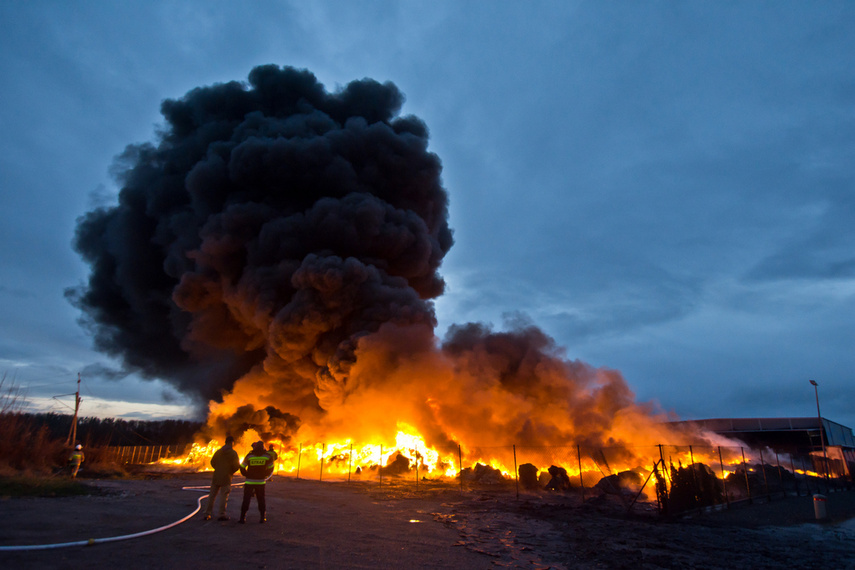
[0,375,66,473]
[0,373,121,479]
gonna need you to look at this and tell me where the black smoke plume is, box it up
[70,65,683,455]
[68,64,453,408]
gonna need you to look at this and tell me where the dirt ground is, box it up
[1,473,855,569]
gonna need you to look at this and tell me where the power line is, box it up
[50,396,76,412]
[22,380,79,389]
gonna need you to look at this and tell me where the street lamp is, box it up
[809,380,830,483]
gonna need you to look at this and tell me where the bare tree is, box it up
[0,372,26,415]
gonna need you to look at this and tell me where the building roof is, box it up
[671,417,855,448]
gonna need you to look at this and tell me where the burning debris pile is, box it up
[69,64,714,482]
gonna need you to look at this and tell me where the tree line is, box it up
[19,412,204,446]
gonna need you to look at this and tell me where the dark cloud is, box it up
[746,191,855,281]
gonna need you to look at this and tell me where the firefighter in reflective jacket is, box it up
[68,444,84,478]
[239,441,274,523]
[266,443,278,473]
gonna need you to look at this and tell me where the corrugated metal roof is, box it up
[670,417,855,448]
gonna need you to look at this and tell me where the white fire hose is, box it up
[0,480,252,552]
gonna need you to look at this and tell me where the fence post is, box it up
[759,449,770,499]
[513,445,518,499]
[774,451,784,496]
[379,444,383,486]
[789,454,800,496]
[348,443,353,483]
[320,443,325,482]
[296,443,302,479]
[741,447,752,503]
[718,445,730,509]
[718,446,730,509]
[658,444,669,514]
[688,445,699,510]
[802,455,813,495]
[458,444,463,492]
[652,460,662,514]
[577,445,585,502]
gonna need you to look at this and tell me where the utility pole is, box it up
[66,373,82,446]
[809,380,830,485]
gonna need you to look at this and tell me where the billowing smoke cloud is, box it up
[69,65,450,404]
[70,65,683,453]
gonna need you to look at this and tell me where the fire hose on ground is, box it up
[0,480,254,552]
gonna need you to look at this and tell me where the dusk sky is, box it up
[1,1,853,429]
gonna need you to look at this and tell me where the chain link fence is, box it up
[106,444,189,465]
[105,440,853,516]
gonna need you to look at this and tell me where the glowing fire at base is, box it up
[159,424,771,493]
[154,421,836,518]
[167,426,460,479]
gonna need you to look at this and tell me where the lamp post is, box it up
[809,380,830,484]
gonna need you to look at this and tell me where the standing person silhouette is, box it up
[204,436,240,521]
[239,441,274,523]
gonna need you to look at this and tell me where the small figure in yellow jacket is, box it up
[239,441,274,523]
[69,444,84,478]
[266,444,278,468]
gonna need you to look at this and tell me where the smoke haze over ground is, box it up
[69,65,685,452]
